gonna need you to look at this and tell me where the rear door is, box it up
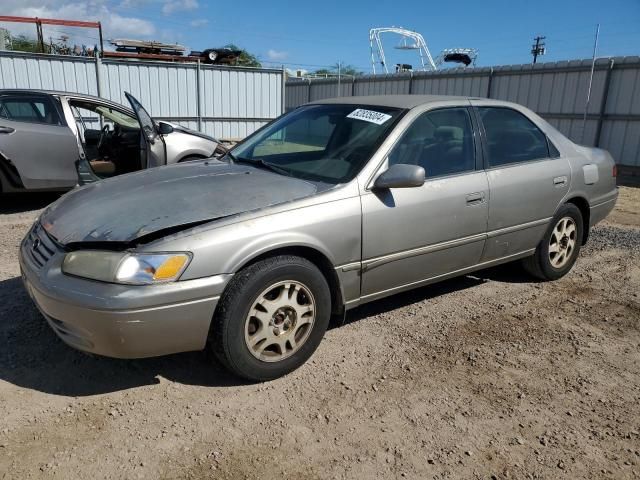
[471,101,571,261]
[125,92,166,168]
[0,93,79,189]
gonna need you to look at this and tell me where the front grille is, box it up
[25,223,58,268]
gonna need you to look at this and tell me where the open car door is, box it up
[75,93,167,186]
[125,92,166,169]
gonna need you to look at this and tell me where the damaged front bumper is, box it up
[19,225,231,359]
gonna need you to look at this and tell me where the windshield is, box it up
[95,106,139,128]
[231,104,404,183]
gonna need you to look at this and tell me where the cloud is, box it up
[189,19,208,28]
[1,0,156,40]
[266,49,288,61]
[105,12,156,37]
[162,0,199,15]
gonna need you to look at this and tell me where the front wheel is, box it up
[523,203,584,280]
[210,255,331,381]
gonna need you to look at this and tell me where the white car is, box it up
[0,89,223,192]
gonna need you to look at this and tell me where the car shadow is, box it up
[340,261,534,325]
[0,192,61,214]
[0,262,533,396]
[0,276,244,396]
[472,260,539,284]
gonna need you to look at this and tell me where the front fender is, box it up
[221,231,338,274]
[149,195,362,281]
[164,131,217,164]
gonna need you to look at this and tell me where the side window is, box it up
[0,96,62,125]
[479,107,550,167]
[388,107,475,178]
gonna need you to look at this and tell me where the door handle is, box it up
[0,126,15,134]
[553,176,568,187]
[466,192,485,205]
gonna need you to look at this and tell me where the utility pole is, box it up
[531,36,546,64]
[582,23,601,142]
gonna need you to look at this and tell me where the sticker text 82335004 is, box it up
[346,109,392,125]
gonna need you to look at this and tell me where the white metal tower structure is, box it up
[369,27,437,74]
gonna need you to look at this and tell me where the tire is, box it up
[210,255,331,381]
[205,50,218,63]
[522,203,584,281]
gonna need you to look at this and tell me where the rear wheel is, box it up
[523,203,583,280]
[210,255,331,381]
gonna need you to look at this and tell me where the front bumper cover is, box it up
[19,230,231,359]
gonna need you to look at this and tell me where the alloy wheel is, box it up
[549,216,577,268]
[244,280,316,362]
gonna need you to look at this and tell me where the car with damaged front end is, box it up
[20,95,618,381]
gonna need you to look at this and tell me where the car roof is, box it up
[1,88,101,101]
[0,89,131,110]
[309,94,481,109]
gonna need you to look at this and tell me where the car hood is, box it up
[40,160,319,246]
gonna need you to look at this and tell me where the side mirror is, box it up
[373,163,425,189]
[157,121,174,135]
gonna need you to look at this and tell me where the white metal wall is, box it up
[286,56,640,168]
[0,53,99,94]
[0,51,284,140]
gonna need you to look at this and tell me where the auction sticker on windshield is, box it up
[347,109,392,125]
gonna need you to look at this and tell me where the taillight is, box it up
[612,164,618,178]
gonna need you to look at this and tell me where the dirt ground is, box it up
[1,188,639,480]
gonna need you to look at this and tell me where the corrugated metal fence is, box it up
[286,57,640,168]
[0,51,284,140]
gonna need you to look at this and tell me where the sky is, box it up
[2,0,639,72]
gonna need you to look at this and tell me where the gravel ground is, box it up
[0,188,639,480]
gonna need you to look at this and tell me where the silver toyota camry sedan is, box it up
[20,95,618,381]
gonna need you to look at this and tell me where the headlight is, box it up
[62,251,191,285]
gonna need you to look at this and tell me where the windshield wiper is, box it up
[231,156,293,177]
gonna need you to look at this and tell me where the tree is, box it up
[223,43,261,68]
[313,63,362,77]
[335,63,361,76]
[8,34,42,53]
[6,33,77,55]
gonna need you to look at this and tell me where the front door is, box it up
[0,93,79,189]
[360,106,489,301]
[125,92,166,168]
[471,102,572,261]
